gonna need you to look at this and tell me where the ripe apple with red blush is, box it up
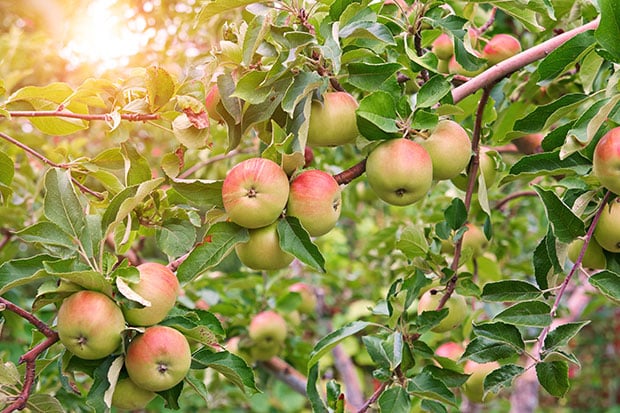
[432,33,454,60]
[289,282,317,314]
[286,169,342,237]
[248,310,288,361]
[593,126,620,195]
[483,34,522,65]
[56,290,125,360]
[222,157,289,229]
[121,262,180,327]
[125,325,192,392]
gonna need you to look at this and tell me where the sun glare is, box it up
[62,0,148,72]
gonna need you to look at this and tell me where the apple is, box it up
[567,238,606,270]
[204,83,223,123]
[483,34,522,65]
[307,92,359,147]
[435,342,465,361]
[448,55,485,77]
[56,290,125,360]
[451,148,497,191]
[111,376,156,410]
[248,310,288,361]
[365,138,433,206]
[594,199,620,253]
[461,223,489,259]
[222,157,290,229]
[462,360,501,403]
[235,221,294,270]
[225,336,254,364]
[432,33,454,60]
[593,126,620,195]
[286,169,342,236]
[125,325,192,392]
[417,290,468,333]
[512,133,544,155]
[418,120,472,181]
[122,262,180,327]
[289,282,317,314]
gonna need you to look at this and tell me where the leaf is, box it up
[481,280,542,302]
[177,222,249,284]
[472,322,525,351]
[281,72,324,115]
[101,178,164,234]
[537,31,596,83]
[493,300,552,327]
[596,0,620,62]
[536,361,570,398]
[277,216,326,273]
[44,169,86,241]
[172,113,210,149]
[156,218,197,258]
[504,150,591,184]
[121,142,152,186]
[544,321,590,351]
[424,365,470,387]
[171,178,224,209]
[444,198,467,231]
[356,91,400,141]
[347,62,402,92]
[25,393,65,413]
[307,363,329,413]
[461,337,518,363]
[378,386,410,413]
[396,226,428,259]
[407,370,456,407]
[146,65,175,112]
[589,270,620,303]
[196,0,257,23]
[484,364,525,396]
[534,185,586,243]
[192,349,259,394]
[362,332,403,370]
[416,75,452,109]
[308,321,372,367]
[15,222,78,253]
[514,93,587,133]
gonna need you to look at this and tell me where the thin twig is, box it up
[357,381,388,413]
[260,357,308,396]
[495,190,538,211]
[7,110,160,122]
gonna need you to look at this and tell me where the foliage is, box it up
[0,0,619,412]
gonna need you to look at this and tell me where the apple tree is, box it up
[0,0,619,412]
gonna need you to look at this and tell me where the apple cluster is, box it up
[55,262,191,410]
[432,31,522,77]
[222,155,342,270]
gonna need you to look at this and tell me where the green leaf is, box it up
[171,179,223,209]
[0,151,14,186]
[156,218,197,258]
[161,315,220,347]
[537,31,596,83]
[407,370,456,407]
[277,216,325,273]
[44,168,86,240]
[544,321,590,351]
[25,393,64,413]
[589,270,620,303]
[339,21,395,45]
[307,363,329,413]
[514,93,587,133]
[196,0,257,23]
[596,0,620,62]
[356,91,400,141]
[146,65,175,112]
[504,150,591,184]
[177,222,249,284]
[121,142,152,186]
[472,322,525,351]
[536,361,570,397]
[101,178,164,234]
[534,185,586,243]
[362,332,403,371]
[493,300,552,327]
[461,337,518,363]
[416,75,452,109]
[481,280,542,302]
[172,113,210,149]
[192,349,259,394]
[396,226,429,259]
[484,364,525,396]
[444,198,467,231]
[281,72,323,115]
[308,321,372,367]
[15,222,78,253]
[378,386,410,413]
[86,357,115,412]
[347,62,402,92]
[424,365,470,387]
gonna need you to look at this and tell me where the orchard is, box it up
[1,0,620,412]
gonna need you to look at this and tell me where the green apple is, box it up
[111,376,156,411]
[222,157,290,229]
[289,282,317,314]
[448,55,485,77]
[307,92,359,147]
[56,290,125,360]
[365,138,433,206]
[418,120,472,181]
[125,325,192,392]
[461,223,489,259]
[567,238,606,270]
[417,290,468,333]
[122,262,180,326]
[248,310,287,361]
[593,127,620,195]
[286,169,342,236]
[432,33,454,60]
[451,148,497,191]
[482,34,522,65]
[462,360,500,403]
[594,200,620,252]
[235,221,294,270]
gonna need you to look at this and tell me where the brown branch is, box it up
[452,18,600,104]
[357,380,388,413]
[333,159,366,185]
[495,190,538,211]
[177,148,252,179]
[0,131,104,200]
[7,110,160,122]
[332,344,364,410]
[0,297,56,338]
[260,357,307,396]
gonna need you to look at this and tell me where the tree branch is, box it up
[333,159,366,186]
[7,110,160,122]
[260,357,308,396]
